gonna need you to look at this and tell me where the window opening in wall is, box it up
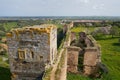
[40,56,43,59]
[18,49,26,60]
[40,55,43,61]
[31,50,34,58]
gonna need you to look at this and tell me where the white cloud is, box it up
[83,0,90,3]
[92,4,105,10]
[80,0,90,4]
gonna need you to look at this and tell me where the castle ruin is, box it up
[6,22,107,80]
[67,32,101,77]
[6,24,57,80]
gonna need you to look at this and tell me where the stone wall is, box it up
[50,27,57,64]
[83,48,100,76]
[70,32,76,42]
[67,46,81,73]
[6,24,57,80]
[66,31,101,77]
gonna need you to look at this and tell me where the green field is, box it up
[97,37,120,80]
[71,26,94,34]
[0,22,120,80]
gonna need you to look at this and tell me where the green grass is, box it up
[71,26,95,34]
[97,37,120,80]
[71,27,85,33]
[0,22,17,31]
[67,73,89,80]
[3,22,17,32]
[0,67,11,80]
[0,56,11,80]
[67,73,103,80]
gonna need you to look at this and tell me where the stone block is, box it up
[83,48,98,66]
[67,46,81,73]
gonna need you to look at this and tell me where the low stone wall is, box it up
[83,47,100,76]
[84,48,98,66]
[67,46,81,73]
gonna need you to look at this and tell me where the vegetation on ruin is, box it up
[55,49,66,80]
[68,25,120,80]
[0,20,64,80]
[70,35,120,80]
[0,20,120,80]
[43,67,53,80]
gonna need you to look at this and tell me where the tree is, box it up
[110,26,119,38]
[93,22,102,27]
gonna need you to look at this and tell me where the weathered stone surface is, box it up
[6,24,57,80]
[83,66,98,76]
[70,32,76,41]
[67,46,81,73]
[83,48,98,66]
[67,31,101,77]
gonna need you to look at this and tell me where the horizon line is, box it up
[0,16,120,17]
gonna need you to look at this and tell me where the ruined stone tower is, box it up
[6,24,57,80]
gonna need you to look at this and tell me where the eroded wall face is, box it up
[67,32,101,77]
[7,32,49,80]
[50,28,57,65]
[67,47,81,73]
[83,48,100,76]
[6,25,57,80]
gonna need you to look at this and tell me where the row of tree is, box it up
[75,21,120,28]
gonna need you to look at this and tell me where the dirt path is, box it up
[50,49,64,80]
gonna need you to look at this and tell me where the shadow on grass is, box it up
[95,36,120,40]
[112,43,120,46]
[0,67,11,80]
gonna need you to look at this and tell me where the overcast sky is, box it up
[0,0,120,16]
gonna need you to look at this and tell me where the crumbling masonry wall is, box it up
[67,32,101,77]
[83,47,100,76]
[83,35,101,76]
[67,46,81,73]
[6,24,57,80]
